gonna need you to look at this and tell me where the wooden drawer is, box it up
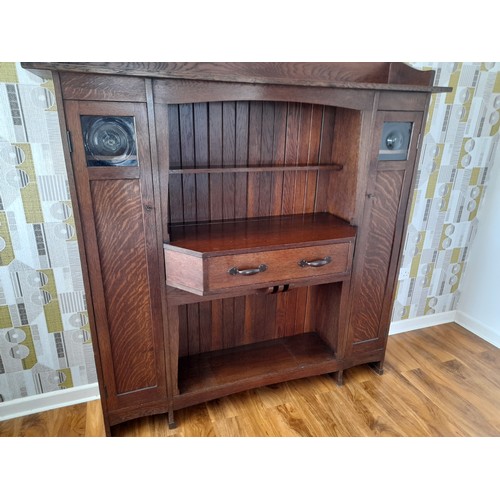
[164,213,356,296]
[206,243,351,291]
[165,241,353,295]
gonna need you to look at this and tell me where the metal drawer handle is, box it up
[228,264,268,276]
[298,256,332,268]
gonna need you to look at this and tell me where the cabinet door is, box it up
[65,100,167,415]
[346,111,424,359]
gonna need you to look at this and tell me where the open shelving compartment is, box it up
[161,99,361,410]
[168,276,352,409]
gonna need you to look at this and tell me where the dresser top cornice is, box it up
[21,62,451,93]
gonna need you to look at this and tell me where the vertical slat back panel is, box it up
[179,104,196,222]
[165,100,338,224]
[281,102,300,215]
[315,105,337,212]
[258,102,275,216]
[222,102,236,220]
[167,106,183,223]
[270,102,287,216]
[166,100,342,355]
[193,103,210,220]
[177,288,316,355]
[247,101,263,217]
[234,102,249,219]
[209,102,224,221]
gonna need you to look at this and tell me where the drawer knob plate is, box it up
[228,264,268,276]
[298,256,332,268]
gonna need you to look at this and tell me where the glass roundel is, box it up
[378,121,412,161]
[81,115,138,166]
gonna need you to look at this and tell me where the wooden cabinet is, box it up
[23,62,450,435]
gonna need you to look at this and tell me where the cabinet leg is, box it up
[334,370,344,386]
[167,409,177,429]
[371,361,384,375]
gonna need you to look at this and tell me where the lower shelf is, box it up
[175,332,339,410]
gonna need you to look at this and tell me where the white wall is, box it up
[456,161,500,347]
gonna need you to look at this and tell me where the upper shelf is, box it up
[21,62,452,93]
[169,163,343,175]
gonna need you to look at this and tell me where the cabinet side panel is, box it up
[91,179,157,393]
[329,108,361,222]
[348,169,404,345]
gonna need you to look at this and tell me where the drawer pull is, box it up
[298,256,332,268]
[228,264,268,276]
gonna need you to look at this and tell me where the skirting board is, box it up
[455,311,500,348]
[0,383,100,422]
[389,311,457,335]
[390,310,500,348]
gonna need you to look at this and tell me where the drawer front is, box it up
[206,242,352,291]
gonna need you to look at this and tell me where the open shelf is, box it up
[167,212,356,254]
[169,163,343,175]
[175,332,338,408]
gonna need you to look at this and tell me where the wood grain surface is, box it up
[347,170,404,346]
[167,213,356,254]
[91,180,158,394]
[164,101,344,223]
[22,62,450,92]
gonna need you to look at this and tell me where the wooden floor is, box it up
[1,322,500,437]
